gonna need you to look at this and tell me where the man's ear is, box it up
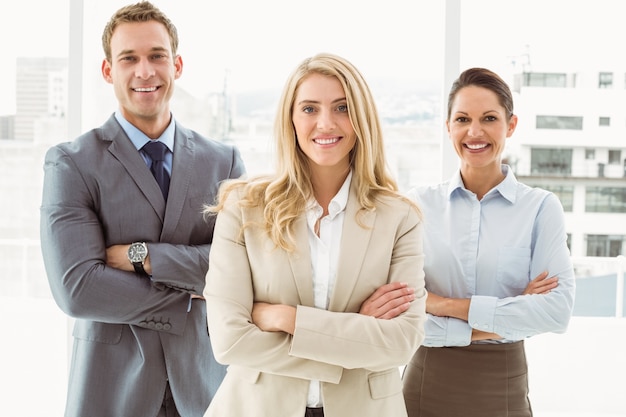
[102,59,113,84]
[173,55,183,80]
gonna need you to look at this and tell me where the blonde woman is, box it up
[203,53,426,417]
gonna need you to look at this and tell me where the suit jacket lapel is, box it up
[330,182,375,312]
[104,116,166,221]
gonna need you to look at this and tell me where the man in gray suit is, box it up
[39,2,245,416]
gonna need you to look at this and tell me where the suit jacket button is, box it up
[163,323,171,331]
[155,323,164,330]
[147,321,156,329]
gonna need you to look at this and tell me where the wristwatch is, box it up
[127,242,149,275]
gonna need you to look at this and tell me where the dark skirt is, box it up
[402,341,532,417]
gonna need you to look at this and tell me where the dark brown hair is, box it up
[447,67,514,121]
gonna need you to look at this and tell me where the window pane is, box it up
[530,148,573,175]
[586,187,626,213]
[536,115,583,130]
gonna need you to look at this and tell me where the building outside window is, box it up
[586,234,624,256]
[522,72,567,87]
[608,149,621,164]
[599,116,610,126]
[585,186,626,213]
[599,71,613,88]
[530,148,573,175]
[536,115,583,130]
[585,148,596,159]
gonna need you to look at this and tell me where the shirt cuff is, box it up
[468,295,498,333]
[423,314,472,347]
[445,318,472,346]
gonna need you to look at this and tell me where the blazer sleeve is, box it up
[204,189,344,383]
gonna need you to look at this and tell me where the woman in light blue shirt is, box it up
[402,68,575,417]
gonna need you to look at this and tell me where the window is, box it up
[586,234,624,257]
[599,117,610,126]
[599,72,613,88]
[521,72,567,87]
[585,149,596,160]
[608,149,621,164]
[586,186,626,212]
[536,115,583,130]
[530,148,573,175]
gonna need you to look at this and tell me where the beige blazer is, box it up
[204,181,427,417]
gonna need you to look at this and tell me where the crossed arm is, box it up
[253,281,416,334]
[425,271,558,341]
[253,273,556,340]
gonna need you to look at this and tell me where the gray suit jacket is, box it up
[40,115,245,417]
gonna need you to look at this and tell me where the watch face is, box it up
[128,243,148,263]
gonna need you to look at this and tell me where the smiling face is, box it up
[101,20,182,137]
[292,73,357,177]
[447,85,517,174]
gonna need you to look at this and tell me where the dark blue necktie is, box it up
[142,141,170,200]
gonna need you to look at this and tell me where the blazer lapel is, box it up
[329,183,376,312]
[104,116,166,221]
[287,215,316,307]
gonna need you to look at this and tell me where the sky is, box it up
[2,0,626,115]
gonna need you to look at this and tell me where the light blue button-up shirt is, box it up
[115,110,175,175]
[406,165,575,346]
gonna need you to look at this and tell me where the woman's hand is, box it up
[523,271,558,295]
[252,302,296,335]
[359,282,416,319]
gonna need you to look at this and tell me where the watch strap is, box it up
[132,261,147,275]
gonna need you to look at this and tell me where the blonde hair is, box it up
[207,53,419,251]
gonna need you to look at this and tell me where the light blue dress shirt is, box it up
[406,165,575,347]
[114,110,175,175]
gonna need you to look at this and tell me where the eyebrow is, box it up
[454,110,500,116]
[116,46,169,58]
[296,97,347,106]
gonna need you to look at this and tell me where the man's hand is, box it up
[359,282,415,319]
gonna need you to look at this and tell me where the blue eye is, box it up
[337,104,348,112]
[302,106,314,113]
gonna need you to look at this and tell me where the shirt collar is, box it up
[446,164,517,203]
[306,170,352,222]
[114,110,175,152]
